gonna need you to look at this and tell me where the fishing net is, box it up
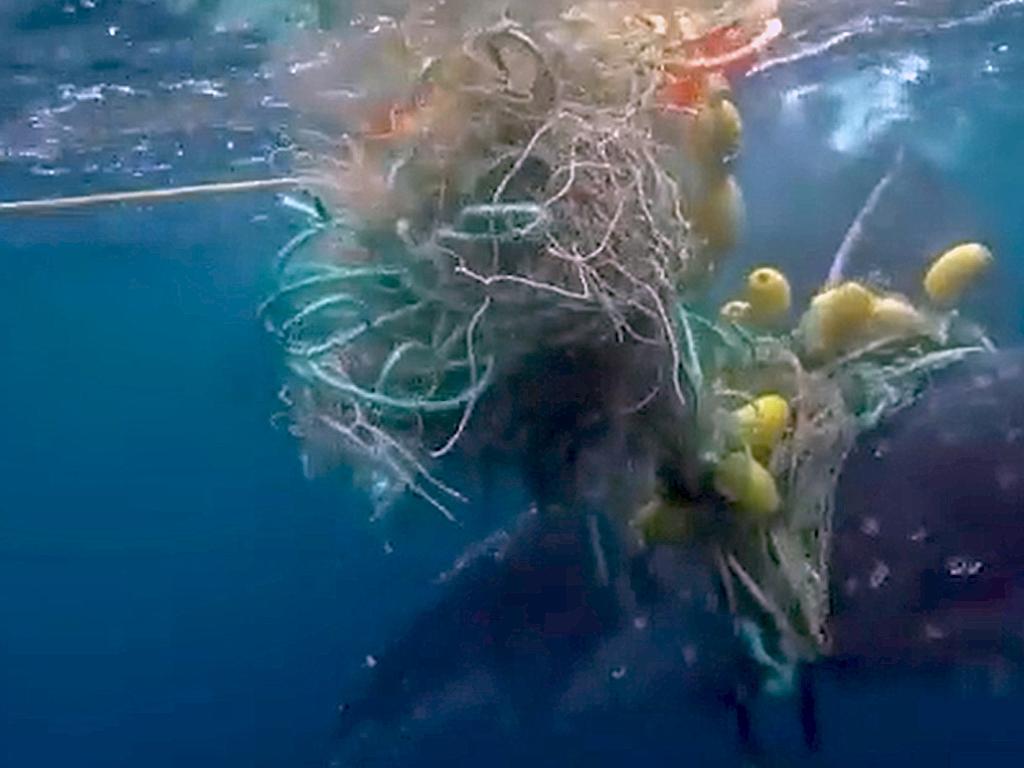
[262,6,736,519]
[264,0,993,694]
[688,322,988,687]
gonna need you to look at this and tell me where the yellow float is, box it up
[744,266,791,324]
[693,174,745,253]
[692,97,743,165]
[923,242,993,307]
[633,498,694,545]
[733,394,791,459]
[867,294,926,340]
[800,280,876,356]
[713,451,781,518]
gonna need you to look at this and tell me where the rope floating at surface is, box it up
[0,177,303,215]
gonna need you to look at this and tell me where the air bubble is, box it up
[869,560,890,589]
[947,556,983,577]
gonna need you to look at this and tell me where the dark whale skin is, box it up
[830,350,1024,667]
[334,349,1024,765]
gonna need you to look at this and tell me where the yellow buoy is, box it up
[720,299,752,323]
[923,242,993,307]
[733,394,791,458]
[693,174,744,253]
[714,452,780,518]
[693,98,743,164]
[868,294,926,339]
[801,281,876,355]
[633,498,693,545]
[744,267,792,324]
[704,72,733,103]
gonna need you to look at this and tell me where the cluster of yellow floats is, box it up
[689,88,747,254]
[628,40,997,547]
[655,62,995,527]
[708,241,994,521]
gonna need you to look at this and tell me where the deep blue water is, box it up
[4,1,1024,766]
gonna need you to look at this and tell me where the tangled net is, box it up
[263,6,723,519]
[264,0,993,692]
[675,316,988,685]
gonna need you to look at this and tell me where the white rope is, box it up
[0,177,303,215]
[826,149,903,286]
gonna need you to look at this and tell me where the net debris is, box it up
[265,1,767,518]
[265,0,996,693]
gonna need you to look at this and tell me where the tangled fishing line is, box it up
[261,11,710,520]
[261,1,994,684]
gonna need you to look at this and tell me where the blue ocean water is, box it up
[3,1,1024,766]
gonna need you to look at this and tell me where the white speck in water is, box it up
[288,54,330,75]
[364,655,377,669]
[924,623,947,641]
[869,561,890,589]
[383,541,394,555]
[860,517,880,536]
[29,164,70,177]
[910,526,928,543]
[633,616,648,631]
[681,645,698,666]
[783,82,822,105]
[939,429,960,447]
[226,140,235,150]
[996,466,1019,492]
[610,666,627,680]
[844,577,859,596]
[947,556,983,577]
[108,25,119,37]
[260,95,290,110]
[996,43,1010,53]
